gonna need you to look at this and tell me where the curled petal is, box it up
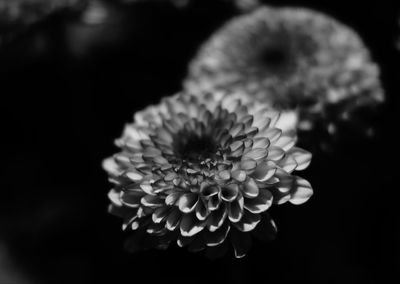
[120,191,144,208]
[287,147,312,170]
[252,161,277,182]
[180,214,206,237]
[240,158,257,173]
[140,182,154,195]
[166,208,181,231]
[221,184,239,202]
[152,206,171,223]
[165,192,181,206]
[243,189,273,213]
[243,148,268,161]
[204,223,231,247]
[267,146,286,161]
[208,194,221,211]
[201,185,219,198]
[179,193,199,213]
[207,204,228,232]
[232,170,247,182]
[230,229,252,258]
[147,223,166,235]
[253,137,270,149]
[273,134,296,151]
[290,177,313,205]
[242,178,259,198]
[108,189,122,207]
[125,171,144,182]
[228,193,244,222]
[252,213,278,241]
[263,128,282,143]
[233,211,261,232]
[195,198,210,221]
[277,155,298,173]
[102,158,122,176]
[122,211,139,231]
[141,195,164,208]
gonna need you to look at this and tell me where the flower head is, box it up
[103,91,313,258]
[185,6,384,142]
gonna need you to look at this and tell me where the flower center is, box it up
[173,132,218,162]
[260,45,289,69]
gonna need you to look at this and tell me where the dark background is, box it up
[0,0,399,283]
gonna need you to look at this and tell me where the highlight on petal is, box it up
[180,214,206,237]
[288,147,312,170]
[179,193,199,213]
[233,212,261,232]
[243,189,273,213]
[289,177,313,205]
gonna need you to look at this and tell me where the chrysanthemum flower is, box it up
[185,6,384,140]
[103,91,313,258]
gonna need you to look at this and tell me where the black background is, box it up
[0,0,399,283]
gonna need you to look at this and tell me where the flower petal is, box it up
[120,191,144,208]
[233,211,261,232]
[277,155,298,173]
[195,198,210,221]
[102,158,122,176]
[221,184,239,202]
[290,176,313,205]
[166,208,181,231]
[203,223,231,247]
[240,158,257,173]
[252,161,277,182]
[288,147,312,170]
[273,133,296,151]
[125,171,144,182]
[152,206,171,223]
[141,195,164,207]
[179,193,199,213]
[252,213,277,241]
[108,189,122,207]
[165,192,181,206]
[263,128,282,143]
[208,194,221,211]
[267,146,286,161]
[243,189,273,213]
[180,214,206,237]
[207,204,228,232]
[230,229,252,258]
[228,193,244,222]
[242,178,259,198]
[244,148,268,161]
[232,170,247,182]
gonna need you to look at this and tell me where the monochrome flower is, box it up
[185,6,384,139]
[103,91,313,258]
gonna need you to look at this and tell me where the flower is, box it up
[103,91,313,258]
[185,6,384,142]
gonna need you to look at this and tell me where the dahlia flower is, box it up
[185,6,384,139]
[103,91,313,258]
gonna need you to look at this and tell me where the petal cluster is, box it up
[185,6,384,140]
[103,91,313,257]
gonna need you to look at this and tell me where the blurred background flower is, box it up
[0,0,86,45]
[185,6,385,151]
